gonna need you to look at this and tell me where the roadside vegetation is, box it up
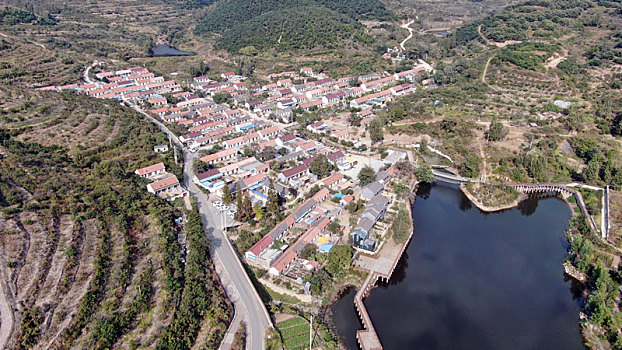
[0,87,230,348]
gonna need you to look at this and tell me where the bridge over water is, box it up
[430,169,610,238]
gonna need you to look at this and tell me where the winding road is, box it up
[400,20,415,51]
[125,97,272,348]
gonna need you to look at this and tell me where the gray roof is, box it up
[356,217,375,234]
[368,194,389,209]
[384,151,406,164]
[279,150,304,163]
[362,181,383,198]
[294,199,317,220]
[375,170,390,182]
[269,223,288,239]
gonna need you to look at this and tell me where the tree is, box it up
[413,164,436,183]
[583,159,601,184]
[239,46,259,56]
[327,220,341,234]
[308,155,336,178]
[369,118,384,142]
[358,165,376,186]
[300,244,318,260]
[488,118,508,141]
[234,189,244,221]
[266,181,280,214]
[222,185,233,204]
[253,203,264,220]
[213,92,229,104]
[326,245,353,277]
[460,155,481,178]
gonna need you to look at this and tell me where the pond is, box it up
[332,182,585,350]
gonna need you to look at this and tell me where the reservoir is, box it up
[332,182,584,350]
[151,44,195,57]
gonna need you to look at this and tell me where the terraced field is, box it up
[276,316,311,350]
[0,88,231,349]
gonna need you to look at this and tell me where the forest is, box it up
[194,0,391,52]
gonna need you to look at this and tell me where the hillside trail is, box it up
[482,55,493,83]
[400,20,415,51]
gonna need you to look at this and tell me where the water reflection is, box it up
[332,183,584,350]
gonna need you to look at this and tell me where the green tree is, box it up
[413,164,436,183]
[266,181,280,214]
[583,159,601,184]
[253,203,264,220]
[459,155,481,178]
[222,185,233,204]
[488,118,508,141]
[326,245,353,277]
[234,187,247,221]
[309,155,336,178]
[239,46,259,56]
[369,118,384,142]
[358,165,376,186]
[300,244,318,260]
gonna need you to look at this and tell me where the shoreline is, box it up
[459,183,525,212]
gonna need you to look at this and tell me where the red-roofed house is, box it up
[278,164,309,185]
[135,162,165,178]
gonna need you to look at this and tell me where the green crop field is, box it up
[276,317,311,350]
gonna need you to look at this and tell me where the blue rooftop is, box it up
[320,244,333,252]
[252,190,268,198]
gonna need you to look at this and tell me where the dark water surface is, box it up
[332,183,584,350]
[151,44,195,56]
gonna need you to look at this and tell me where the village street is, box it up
[125,99,271,350]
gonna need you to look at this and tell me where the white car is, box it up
[213,200,223,206]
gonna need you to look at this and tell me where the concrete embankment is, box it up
[352,187,417,350]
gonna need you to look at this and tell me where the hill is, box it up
[194,0,393,52]
[0,35,232,348]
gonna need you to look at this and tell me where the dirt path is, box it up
[478,138,488,182]
[544,48,567,69]
[482,55,493,83]
[400,20,415,51]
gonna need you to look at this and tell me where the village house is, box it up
[278,164,310,185]
[147,175,183,199]
[322,172,345,190]
[153,144,169,153]
[223,132,261,149]
[330,129,350,141]
[361,180,384,201]
[353,194,389,251]
[135,162,166,178]
[200,148,238,165]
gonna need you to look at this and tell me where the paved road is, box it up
[0,263,14,349]
[183,156,272,350]
[124,100,272,349]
